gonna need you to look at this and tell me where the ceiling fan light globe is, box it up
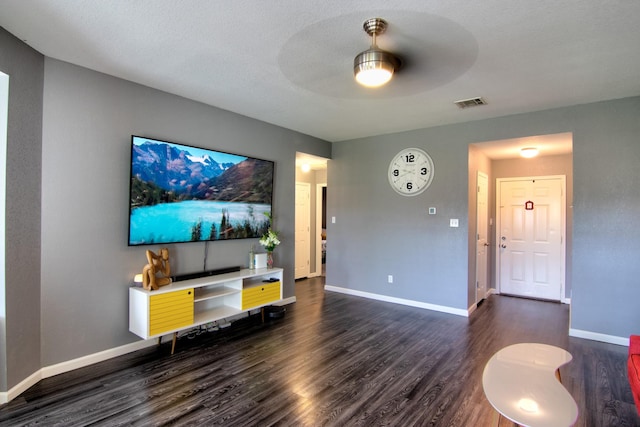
[354,48,397,88]
[356,68,393,87]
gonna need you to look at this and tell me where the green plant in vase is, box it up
[259,212,280,268]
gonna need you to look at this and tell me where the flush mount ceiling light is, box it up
[354,18,400,88]
[520,147,539,158]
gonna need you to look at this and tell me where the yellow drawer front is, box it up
[242,282,280,310]
[149,289,194,336]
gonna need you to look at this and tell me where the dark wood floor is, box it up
[1,277,638,426]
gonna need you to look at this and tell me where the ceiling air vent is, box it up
[454,97,487,109]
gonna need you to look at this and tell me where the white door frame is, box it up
[0,73,8,335]
[495,175,567,302]
[475,171,489,304]
[313,182,327,277]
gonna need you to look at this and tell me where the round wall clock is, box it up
[388,147,435,196]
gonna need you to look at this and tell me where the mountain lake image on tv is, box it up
[128,136,274,246]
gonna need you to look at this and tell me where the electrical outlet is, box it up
[388,275,393,283]
[450,218,459,227]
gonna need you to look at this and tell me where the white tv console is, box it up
[129,267,283,353]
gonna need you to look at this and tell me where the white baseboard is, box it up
[569,328,629,346]
[467,303,477,315]
[0,369,41,404]
[324,285,469,317]
[468,290,495,316]
[41,339,158,379]
[0,339,157,404]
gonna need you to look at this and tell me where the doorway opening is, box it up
[469,132,573,309]
[295,152,328,280]
[295,182,311,279]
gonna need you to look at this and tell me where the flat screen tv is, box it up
[128,135,274,246]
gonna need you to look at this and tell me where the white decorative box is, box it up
[254,253,267,269]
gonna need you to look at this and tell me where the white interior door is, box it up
[476,172,489,304]
[295,182,310,279]
[498,176,565,301]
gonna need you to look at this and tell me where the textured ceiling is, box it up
[1,1,639,142]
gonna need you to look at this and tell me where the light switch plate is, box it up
[428,207,436,215]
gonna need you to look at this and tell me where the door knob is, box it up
[501,244,507,249]
[484,243,490,247]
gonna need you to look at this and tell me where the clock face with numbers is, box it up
[388,148,435,196]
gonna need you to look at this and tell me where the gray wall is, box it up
[327,97,640,339]
[328,131,470,309]
[0,28,43,392]
[570,99,640,337]
[40,58,330,366]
